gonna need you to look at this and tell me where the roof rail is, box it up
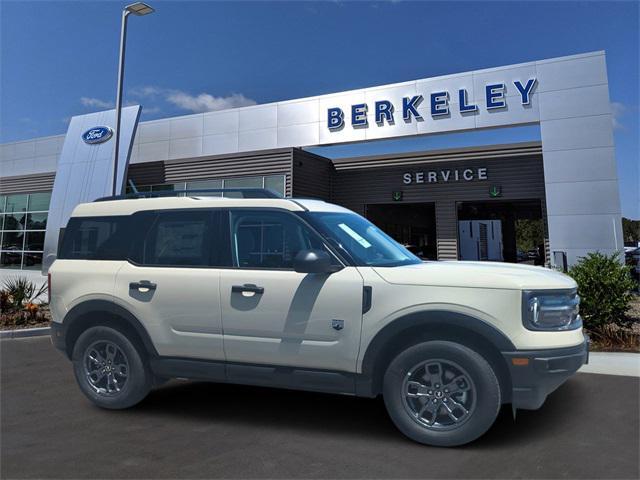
[94,188,283,202]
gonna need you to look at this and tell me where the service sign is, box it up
[82,126,113,144]
[403,167,488,184]
[327,79,537,130]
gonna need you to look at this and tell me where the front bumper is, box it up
[502,333,589,410]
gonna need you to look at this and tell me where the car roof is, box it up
[70,196,354,217]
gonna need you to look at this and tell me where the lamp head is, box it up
[125,2,154,16]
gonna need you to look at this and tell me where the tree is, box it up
[622,217,640,244]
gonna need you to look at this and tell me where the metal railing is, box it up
[94,188,282,202]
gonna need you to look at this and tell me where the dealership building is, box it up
[0,51,624,286]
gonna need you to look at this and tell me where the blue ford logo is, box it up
[82,126,113,144]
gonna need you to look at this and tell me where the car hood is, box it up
[372,261,577,291]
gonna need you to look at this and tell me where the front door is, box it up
[114,209,226,361]
[219,209,364,373]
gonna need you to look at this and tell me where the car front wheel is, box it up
[383,340,501,447]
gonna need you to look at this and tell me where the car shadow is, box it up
[127,375,588,447]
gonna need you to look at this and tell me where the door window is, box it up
[229,210,330,269]
[133,210,221,267]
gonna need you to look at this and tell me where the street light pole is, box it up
[112,9,129,196]
[111,2,155,196]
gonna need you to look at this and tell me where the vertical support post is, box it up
[112,10,130,196]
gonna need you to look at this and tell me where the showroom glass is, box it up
[0,192,51,270]
[304,212,421,267]
[125,175,286,197]
[229,210,330,269]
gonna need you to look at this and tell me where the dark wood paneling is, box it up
[332,142,542,170]
[333,155,545,206]
[435,201,458,260]
[0,172,55,194]
[292,149,334,200]
[127,161,166,186]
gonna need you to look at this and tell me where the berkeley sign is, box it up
[327,78,537,130]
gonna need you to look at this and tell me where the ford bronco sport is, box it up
[49,188,588,446]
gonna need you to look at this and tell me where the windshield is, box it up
[303,212,421,267]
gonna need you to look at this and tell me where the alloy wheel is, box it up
[83,340,130,396]
[401,359,476,431]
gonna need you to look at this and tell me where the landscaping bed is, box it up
[1,305,50,330]
[1,277,50,331]
[587,295,640,352]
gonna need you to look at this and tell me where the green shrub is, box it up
[1,277,47,313]
[568,252,636,328]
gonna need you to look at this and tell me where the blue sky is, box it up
[1,1,638,217]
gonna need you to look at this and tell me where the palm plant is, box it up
[1,277,48,312]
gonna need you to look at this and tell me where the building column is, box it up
[537,52,623,267]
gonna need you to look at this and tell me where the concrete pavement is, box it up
[1,336,639,479]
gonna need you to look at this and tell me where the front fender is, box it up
[355,309,516,397]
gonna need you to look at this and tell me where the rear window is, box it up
[58,216,132,260]
[59,209,230,267]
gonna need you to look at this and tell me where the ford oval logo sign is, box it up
[82,126,113,144]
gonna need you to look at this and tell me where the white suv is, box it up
[49,189,588,446]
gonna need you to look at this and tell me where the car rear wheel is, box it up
[72,326,152,409]
[383,340,501,446]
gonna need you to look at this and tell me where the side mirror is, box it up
[293,249,341,274]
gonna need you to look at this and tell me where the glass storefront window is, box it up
[22,252,43,270]
[0,251,22,269]
[186,179,223,196]
[0,191,49,270]
[25,231,45,251]
[2,213,25,230]
[5,194,28,213]
[1,231,25,250]
[26,213,47,230]
[224,177,263,189]
[223,177,263,198]
[125,185,152,194]
[127,174,287,202]
[151,184,179,192]
[27,192,51,211]
[264,175,286,197]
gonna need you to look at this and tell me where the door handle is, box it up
[129,280,157,292]
[232,283,264,294]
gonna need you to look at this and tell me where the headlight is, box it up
[522,290,582,331]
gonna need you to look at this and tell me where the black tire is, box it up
[72,326,152,409]
[383,340,501,447]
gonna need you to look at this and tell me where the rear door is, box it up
[114,208,228,361]
[218,209,364,373]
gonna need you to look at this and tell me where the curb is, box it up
[579,352,640,377]
[0,327,51,339]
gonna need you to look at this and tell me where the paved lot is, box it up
[2,337,639,479]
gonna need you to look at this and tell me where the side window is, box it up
[229,210,331,269]
[58,216,132,260]
[136,210,214,267]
